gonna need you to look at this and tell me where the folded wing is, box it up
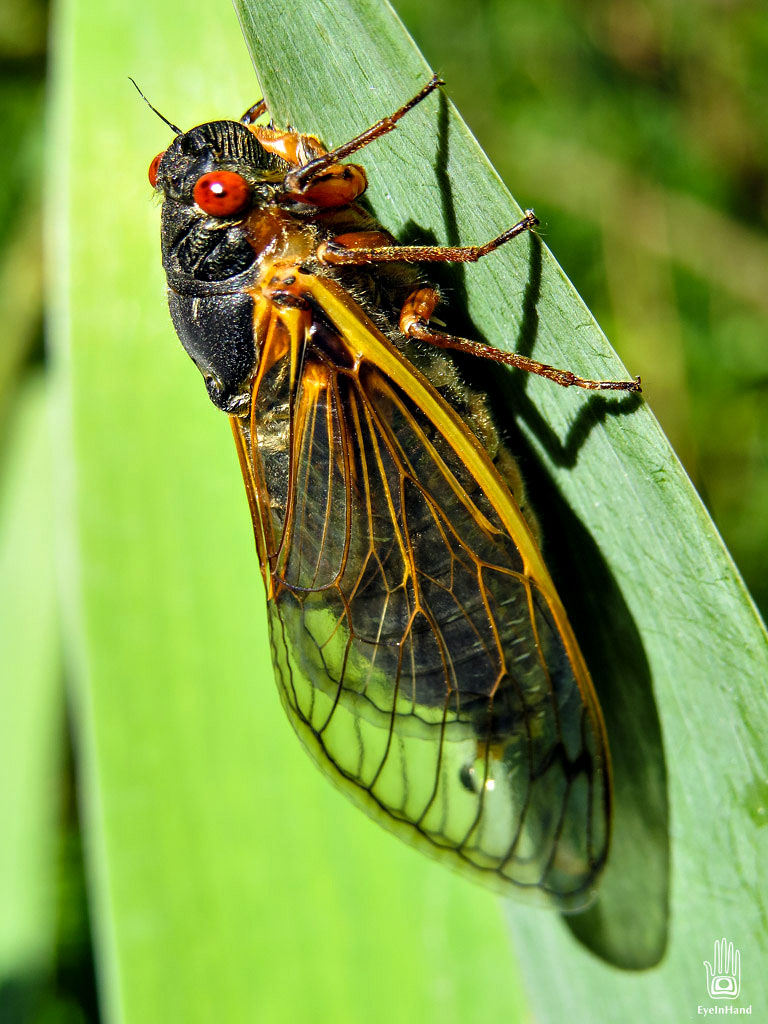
[237,279,610,907]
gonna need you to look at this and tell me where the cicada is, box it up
[146,76,640,910]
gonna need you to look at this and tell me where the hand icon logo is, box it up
[703,938,740,999]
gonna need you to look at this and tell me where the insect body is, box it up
[148,77,639,909]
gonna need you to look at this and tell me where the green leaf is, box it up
[48,0,768,1019]
[0,378,61,984]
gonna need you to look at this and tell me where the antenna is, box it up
[128,77,182,135]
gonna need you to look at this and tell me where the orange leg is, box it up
[240,99,268,124]
[319,211,540,266]
[283,75,443,199]
[398,287,642,393]
[242,121,368,206]
[244,77,442,208]
[321,230,396,252]
[284,163,368,207]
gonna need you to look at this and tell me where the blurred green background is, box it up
[1,0,766,1020]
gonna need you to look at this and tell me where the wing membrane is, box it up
[235,282,610,907]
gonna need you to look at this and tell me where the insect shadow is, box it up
[500,241,668,971]
[397,92,670,970]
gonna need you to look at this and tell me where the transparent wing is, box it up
[236,286,610,908]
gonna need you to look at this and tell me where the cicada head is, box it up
[151,121,286,412]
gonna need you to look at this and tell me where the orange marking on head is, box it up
[246,125,327,165]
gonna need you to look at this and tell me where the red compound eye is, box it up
[148,151,164,188]
[193,171,251,217]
